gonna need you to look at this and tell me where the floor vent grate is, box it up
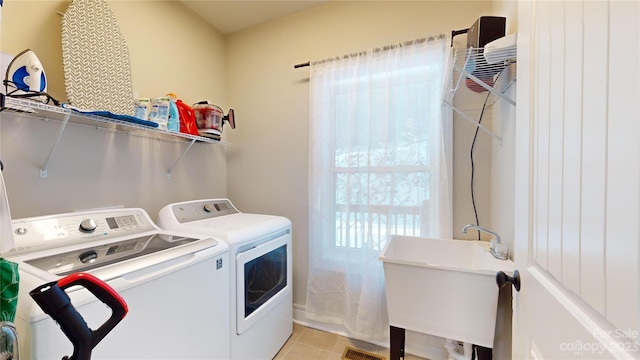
[342,346,385,360]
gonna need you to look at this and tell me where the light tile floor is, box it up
[274,323,428,360]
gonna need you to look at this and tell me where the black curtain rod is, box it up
[294,61,310,69]
[295,33,449,68]
[450,28,469,47]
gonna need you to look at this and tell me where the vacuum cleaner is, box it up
[29,272,128,360]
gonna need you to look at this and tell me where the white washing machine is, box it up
[157,198,292,360]
[3,208,230,360]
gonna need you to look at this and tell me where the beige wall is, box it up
[1,0,227,107]
[224,0,496,311]
[0,0,228,219]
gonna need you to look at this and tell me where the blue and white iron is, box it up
[4,49,47,97]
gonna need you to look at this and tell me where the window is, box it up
[332,68,436,251]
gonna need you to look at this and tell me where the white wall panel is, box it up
[533,0,551,270]
[519,0,639,355]
[531,0,638,328]
[546,0,565,281]
[604,0,639,333]
[560,0,584,296]
[579,1,609,316]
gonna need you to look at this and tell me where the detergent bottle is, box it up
[166,93,180,132]
[175,99,199,136]
[148,97,170,130]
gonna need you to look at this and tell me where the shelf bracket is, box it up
[443,99,503,145]
[40,113,71,178]
[166,139,197,179]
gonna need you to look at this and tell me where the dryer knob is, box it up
[203,204,214,213]
[79,218,98,233]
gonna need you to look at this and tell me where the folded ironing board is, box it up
[61,0,134,116]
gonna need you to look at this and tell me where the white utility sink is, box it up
[379,236,515,348]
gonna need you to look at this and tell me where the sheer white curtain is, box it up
[307,35,452,342]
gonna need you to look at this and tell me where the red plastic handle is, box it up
[59,272,128,319]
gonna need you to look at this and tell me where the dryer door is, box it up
[235,231,291,334]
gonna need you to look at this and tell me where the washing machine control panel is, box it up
[170,199,239,223]
[7,209,157,257]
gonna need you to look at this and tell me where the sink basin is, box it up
[379,236,515,348]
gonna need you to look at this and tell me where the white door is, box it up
[513,0,640,358]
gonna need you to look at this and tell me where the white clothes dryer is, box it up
[3,208,230,360]
[157,198,292,360]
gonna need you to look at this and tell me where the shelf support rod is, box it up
[443,100,503,145]
[455,65,517,106]
[488,77,517,107]
[167,139,197,179]
[452,49,473,96]
[40,113,71,178]
[441,49,472,105]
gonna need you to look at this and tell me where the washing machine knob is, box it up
[203,204,214,213]
[79,250,98,264]
[79,218,98,233]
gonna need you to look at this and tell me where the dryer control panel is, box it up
[7,208,157,257]
[169,199,240,224]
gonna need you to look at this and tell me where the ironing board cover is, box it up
[61,0,134,116]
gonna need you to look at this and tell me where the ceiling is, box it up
[179,0,330,35]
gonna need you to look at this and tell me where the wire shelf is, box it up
[0,95,227,178]
[1,96,225,144]
[442,46,517,143]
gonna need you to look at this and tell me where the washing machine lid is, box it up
[12,233,226,324]
[20,233,211,276]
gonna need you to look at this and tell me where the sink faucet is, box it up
[461,224,508,260]
[462,224,501,244]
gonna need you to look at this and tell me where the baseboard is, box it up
[293,303,448,360]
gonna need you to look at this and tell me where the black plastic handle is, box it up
[29,272,128,360]
[30,280,92,360]
[496,270,521,292]
[223,108,235,129]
